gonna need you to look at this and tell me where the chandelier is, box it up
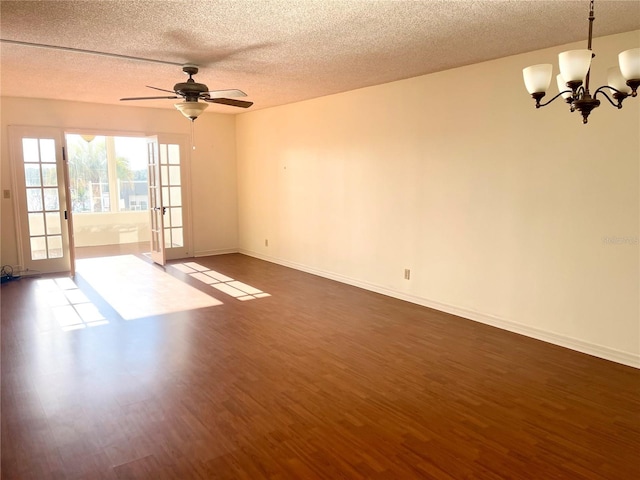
[522,0,640,124]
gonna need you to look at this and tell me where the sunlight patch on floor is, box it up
[171,262,271,301]
[76,255,223,320]
[36,278,109,331]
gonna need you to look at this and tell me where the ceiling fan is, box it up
[120,64,253,120]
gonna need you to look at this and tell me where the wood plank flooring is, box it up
[74,242,149,259]
[2,253,639,479]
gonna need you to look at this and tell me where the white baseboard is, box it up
[239,249,640,369]
[195,247,239,257]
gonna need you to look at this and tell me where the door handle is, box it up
[153,206,167,215]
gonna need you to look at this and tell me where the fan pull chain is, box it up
[191,120,196,150]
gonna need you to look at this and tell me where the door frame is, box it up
[8,125,72,274]
[64,129,193,266]
[9,126,193,274]
[155,133,193,262]
[146,135,166,265]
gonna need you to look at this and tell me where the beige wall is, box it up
[236,31,640,366]
[0,98,239,264]
[73,212,150,247]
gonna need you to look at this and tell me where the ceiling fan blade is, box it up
[204,98,253,108]
[146,85,177,94]
[203,89,247,99]
[120,95,179,101]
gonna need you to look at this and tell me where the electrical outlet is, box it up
[404,268,411,280]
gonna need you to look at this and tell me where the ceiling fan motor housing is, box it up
[174,80,209,101]
[174,64,208,101]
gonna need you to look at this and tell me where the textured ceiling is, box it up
[1,0,639,114]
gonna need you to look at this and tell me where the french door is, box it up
[146,134,192,266]
[9,126,72,274]
[147,136,165,265]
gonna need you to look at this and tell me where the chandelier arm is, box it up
[537,90,573,108]
[593,86,627,108]
[595,90,618,108]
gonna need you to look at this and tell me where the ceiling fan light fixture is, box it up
[121,65,252,114]
[174,101,208,121]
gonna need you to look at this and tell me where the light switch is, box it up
[3,190,10,199]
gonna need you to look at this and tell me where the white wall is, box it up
[236,31,640,367]
[0,98,239,264]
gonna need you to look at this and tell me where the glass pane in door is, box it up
[22,138,64,262]
[159,142,184,248]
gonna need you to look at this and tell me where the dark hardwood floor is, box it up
[1,253,639,479]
